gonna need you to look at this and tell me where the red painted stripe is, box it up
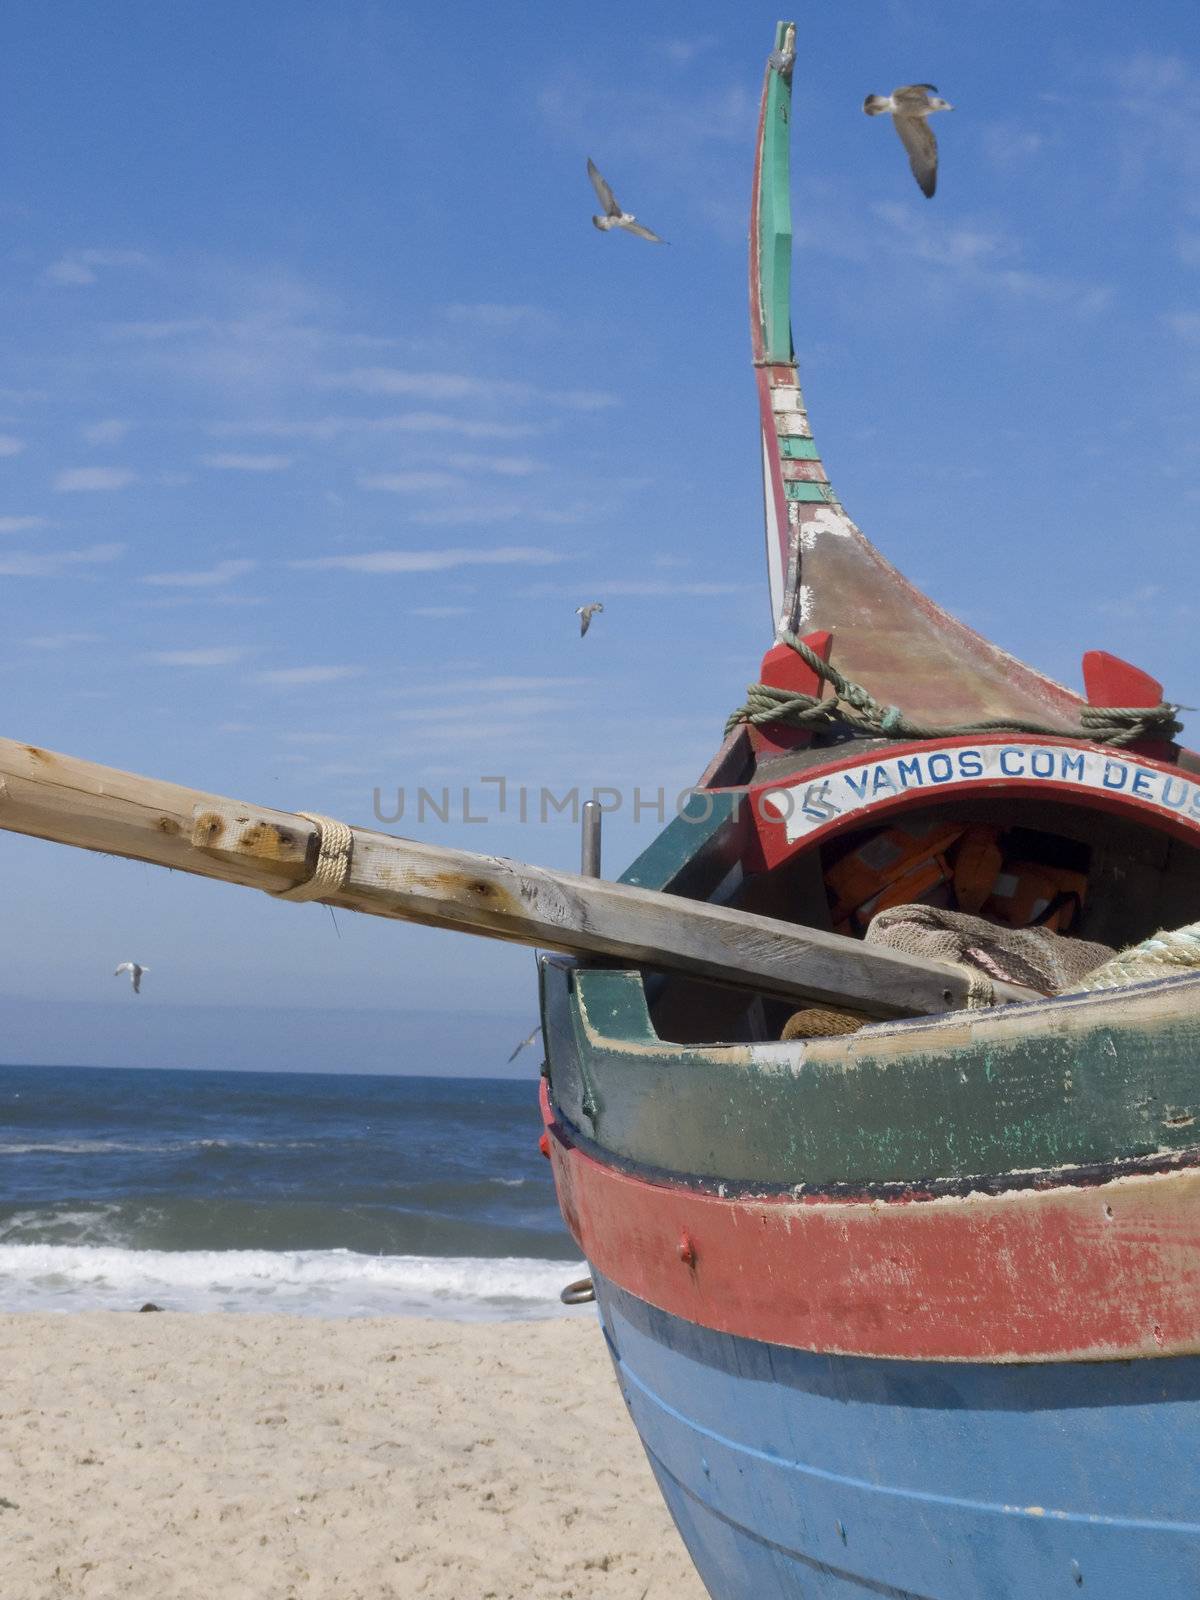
[780,458,829,483]
[542,1084,1200,1362]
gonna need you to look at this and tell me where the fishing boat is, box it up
[536,23,1200,1600]
[2,20,1200,1600]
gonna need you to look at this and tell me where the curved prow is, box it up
[749,23,1093,731]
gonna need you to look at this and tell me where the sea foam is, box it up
[0,1244,588,1320]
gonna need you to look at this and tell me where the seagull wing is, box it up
[621,219,666,243]
[587,159,621,218]
[579,609,592,636]
[893,114,939,197]
[114,963,132,976]
[507,1025,541,1064]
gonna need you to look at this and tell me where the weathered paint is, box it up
[598,1277,1200,1600]
[778,436,821,459]
[546,1089,1200,1363]
[541,960,1200,1189]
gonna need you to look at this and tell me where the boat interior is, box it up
[641,782,1200,1047]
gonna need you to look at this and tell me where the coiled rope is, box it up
[726,631,1183,747]
[1069,923,1200,993]
[272,812,354,902]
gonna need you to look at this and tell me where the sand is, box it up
[0,1312,708,1600]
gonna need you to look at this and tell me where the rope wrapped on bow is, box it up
[726,632,1183,748]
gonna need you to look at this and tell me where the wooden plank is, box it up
[0,736,1035,1018]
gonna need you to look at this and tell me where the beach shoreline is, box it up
[0,1311,706,1600]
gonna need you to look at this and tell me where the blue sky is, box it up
[1,0,1197,1073]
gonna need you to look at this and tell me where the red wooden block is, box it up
[1082,650,1174,762]
[749,630,834,759]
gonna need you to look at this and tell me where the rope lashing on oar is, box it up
[1067,922,1200,993]
[272,811,353,902]
[725,631,1184,747]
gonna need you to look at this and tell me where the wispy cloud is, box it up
[862,203,1110,312]
[0,543,124,576]
[359,470,460,493]
[255,665,361,686]
[201,452,294,472]
[320,368,615,410]
[151,646,250,667]
[54,466,138,492]
[443,303,556,331]
[43,248,153,287]
[27,632,103,649]
[81,419,131,445]
[1165,312,1200,345]
[442,453,543,477]
[0,435,26,457]
[293,545,564,574]
[207,412,540,442]
[141,559,257,589]
[0,515,52,534]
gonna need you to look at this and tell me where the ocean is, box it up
[0,1064,584,1319]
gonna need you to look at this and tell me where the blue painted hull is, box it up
[596,1274,1200,1600]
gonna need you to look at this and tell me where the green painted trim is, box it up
[758,23,795,364]
[618,792,743,894]
[785,480,835,502]
[779,436,821,460]
[542,960,1200,1188]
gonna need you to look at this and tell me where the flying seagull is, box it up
[114,962,148,995]
[863,84,953,198]
[507,1025,542,1065]
[768,24,795,80]
[576,602,604,637]
[587,159,665,243]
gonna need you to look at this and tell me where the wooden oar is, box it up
[0,736,1036,1018]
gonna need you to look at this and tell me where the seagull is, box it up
[507,1025,542,1065]
[768,24,795,80]
[587,159,665,243]
[114,962,148,994]
[863,84,954,198]
[576,602,604,637]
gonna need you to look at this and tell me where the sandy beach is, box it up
[0,1312,707,1600]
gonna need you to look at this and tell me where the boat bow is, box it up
[751,23,1090,733]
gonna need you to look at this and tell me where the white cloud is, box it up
[444,303,555,330]
[44,249,153,287]
[27,632,103,649]
[208,413,540,441]
[0,435,26,457]
[320,368,615,410]
[142,559,257,589]
[293,545,564,574]
[0,543,124,576]
[359,470,461,493]
[0,515,50,534]
[442,454,543,477]
[54,466,138,492]
[201,452,294,472]
[1165,312,1200,344]
[82,419,131,445]
[255,665,361,685]
[151,647,250,667]
[103,318,213,340]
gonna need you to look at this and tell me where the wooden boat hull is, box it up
[595,1274,1200,1600]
